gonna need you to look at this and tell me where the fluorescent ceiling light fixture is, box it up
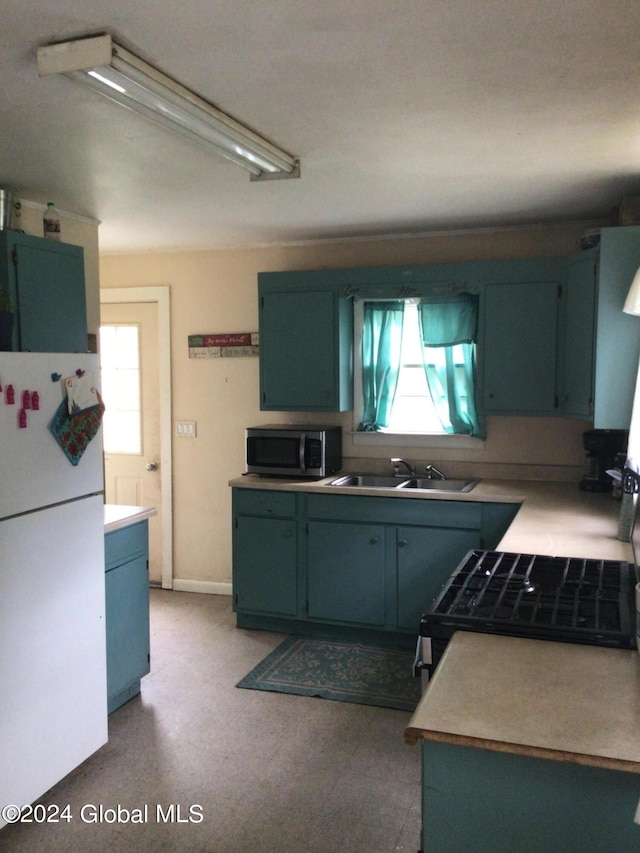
[37,34,299,181]
[624,266,640,317]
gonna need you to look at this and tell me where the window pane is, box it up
[102,410,141,453]
[99,323,142,454]
[386,302,443,433]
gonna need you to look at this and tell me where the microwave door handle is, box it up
[299,434,306,472]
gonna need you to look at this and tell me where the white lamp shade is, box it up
[623,266,640,317]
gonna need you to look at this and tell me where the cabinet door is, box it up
[482,281,559,413]
[307,520,387,626]
[259,289,352,411]
[561,254,597,418]
[233,515,297,616]
[105,555,150,706]
[396,527,480,631]
[593,226,640,429]
[481,503,520,550]
[14,239,87,352]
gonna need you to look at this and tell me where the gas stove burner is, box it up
[490,572,538,594]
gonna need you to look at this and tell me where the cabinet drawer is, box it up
[105,521,148,570]
[233,488,296,517]
[306,494,482,529]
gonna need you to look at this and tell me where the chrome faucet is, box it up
[424,464,446,480]
[390,457,417,477]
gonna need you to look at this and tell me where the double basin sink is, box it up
[327,474,478,493]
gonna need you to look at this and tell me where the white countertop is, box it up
[104,504,157,534]
[405,631,640,773]
[229,474,633,563]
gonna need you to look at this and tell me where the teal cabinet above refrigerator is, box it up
[0,230,87,352]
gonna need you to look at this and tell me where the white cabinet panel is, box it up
[0,495,107,822]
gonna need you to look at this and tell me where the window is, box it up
[99,323,142,453]
[386,302,444,432]
[355,295,483,439]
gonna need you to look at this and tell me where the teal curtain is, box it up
[358,301,405,431]
[418,293,483,438]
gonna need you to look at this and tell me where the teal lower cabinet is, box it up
[104,521,150,713]
[420,740,640,852]
[234,514,298,616]
[307,520,388,626]
[306,494,486,634]
[232,489,298,618]
[480,501,520,551]
[232,488,518,640]
[403,501,519,602]
[396,525,480,631]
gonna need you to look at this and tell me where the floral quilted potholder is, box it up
[49,393,105,466]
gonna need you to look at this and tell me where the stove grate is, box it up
[423,550,635,648]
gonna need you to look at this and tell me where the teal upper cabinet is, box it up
[257,228,640,424]
[560,227,640,427]
[590,227,640,429]
[561,252,597,419]
[258,279,353,411]
[0,231,87,352]
[481,281,560,414]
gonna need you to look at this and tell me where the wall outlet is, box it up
[176,421,197,438]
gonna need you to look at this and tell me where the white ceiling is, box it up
[1,1,639,253]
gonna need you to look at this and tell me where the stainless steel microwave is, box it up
[246,424,342,478]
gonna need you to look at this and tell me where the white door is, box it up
[100,301,164,584]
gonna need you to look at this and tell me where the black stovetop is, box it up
[422,550,637,650]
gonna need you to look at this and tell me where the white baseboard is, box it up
[170,578,232,596]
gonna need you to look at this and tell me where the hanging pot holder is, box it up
[49,393,105,466]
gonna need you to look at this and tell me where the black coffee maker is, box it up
[579,429,628,492]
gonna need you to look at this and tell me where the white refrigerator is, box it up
[0,353,107,826]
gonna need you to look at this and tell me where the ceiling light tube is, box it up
[37,34,300,181]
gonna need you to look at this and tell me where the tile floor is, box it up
[2,590,422,853]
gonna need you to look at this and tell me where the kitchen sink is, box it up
[398,478,478,492]
[328,474,479,492]
[328,474,410,488]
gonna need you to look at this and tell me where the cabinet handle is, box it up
[398,539,408,548]
[369,536,379,545]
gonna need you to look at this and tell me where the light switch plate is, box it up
[176,421,197,438]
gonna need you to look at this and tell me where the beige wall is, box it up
[99,221,595,589]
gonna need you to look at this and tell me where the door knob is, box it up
[146,462,159,471]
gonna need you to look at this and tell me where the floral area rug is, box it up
[236,636,421,711]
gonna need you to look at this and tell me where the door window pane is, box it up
[99,324,142,453]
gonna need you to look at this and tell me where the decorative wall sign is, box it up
[188,332,259,358]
